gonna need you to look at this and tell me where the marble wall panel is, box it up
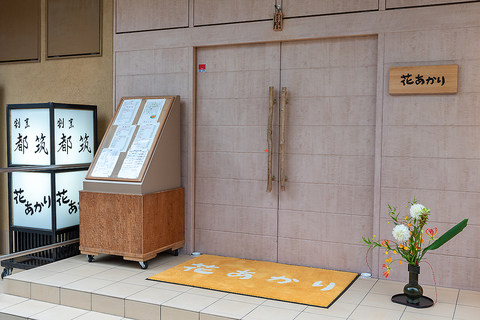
[383,126,480,159]
[195,177,278,209]
[278,183,374,216]
[197,43,280,72]
[386,0,477,9]
[196,126,266,153]
[154,47,189,74]
[281,36,378,69]
[196,98,271,127]
[116,0,188,33]
[382,157,480,192]
[196,70,277,100]
[287,126,376,156]
[385,26,480,63]
[153,74,188,97]
[278,238,370,273]
[283,0,378,18]
[193,0,273,26]
[285,154,375,186]
[195,152,266,181]
[195,204,277,236]
[383,94,480,126]
[286,96,376,126]
[195,229,278,262]
[382,25,480,288]
[278,210,373,245]
[116,75,154,98]
[380,188,480,225]
[281,66,377,97]
[115,50,155,76]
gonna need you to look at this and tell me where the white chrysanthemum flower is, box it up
[410,203,425,220]
[392,224,411,243]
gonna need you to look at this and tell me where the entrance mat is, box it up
[148,254,359,308]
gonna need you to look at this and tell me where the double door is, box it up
[195,36,377,272]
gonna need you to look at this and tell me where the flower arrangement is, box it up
[363,198,468,278]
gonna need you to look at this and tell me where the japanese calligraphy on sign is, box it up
[389,65,458,95]
[10,109,51,165]
[11,170,86,230]
[54,108,95,165]
[9,106,95,165]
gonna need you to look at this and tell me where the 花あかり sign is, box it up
[389,65,458,95]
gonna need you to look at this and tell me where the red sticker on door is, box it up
[198,64,206,72]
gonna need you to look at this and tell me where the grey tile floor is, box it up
[0,253,478,319]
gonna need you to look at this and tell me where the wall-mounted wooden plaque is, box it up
[389,65,458,95]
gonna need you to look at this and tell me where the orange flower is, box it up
[382,264,391,278]
[386,257,393,263]
[426,227,437,240]
[398,260,403,265]
[381,240,390,248]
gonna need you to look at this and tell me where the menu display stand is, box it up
[80,96,183,269]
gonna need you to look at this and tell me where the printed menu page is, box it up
[90,148,121,177]
[114,99,142,125]
[117,149,148,179]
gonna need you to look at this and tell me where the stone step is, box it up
[0,293,132,319]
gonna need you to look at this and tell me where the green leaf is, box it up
[420,219,468,259]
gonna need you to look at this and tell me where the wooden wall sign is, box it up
[273,6,283,31]
[389,65,458,95]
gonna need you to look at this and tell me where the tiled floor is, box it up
[0,253,479,320]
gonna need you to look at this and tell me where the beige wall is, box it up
[0,0,114,253]
[114,0,480,292]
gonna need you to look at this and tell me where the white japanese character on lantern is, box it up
[267,276,299,284]
[183,263,219,274]
[312,281,336,291]
[227,270,255,280]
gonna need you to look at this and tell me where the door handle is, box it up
[280,87,287,191]
[266,86,275,192]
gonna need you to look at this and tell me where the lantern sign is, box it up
[6,103,96,232]
[7,103,97,166]
[10,164,87,231]
[4,103,97,272]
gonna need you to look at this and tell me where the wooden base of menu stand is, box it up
[79,187,185,269]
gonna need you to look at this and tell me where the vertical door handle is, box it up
[266,86,275,192]
[280,87,287,191]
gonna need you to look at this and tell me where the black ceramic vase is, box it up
[404,264,423,304]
